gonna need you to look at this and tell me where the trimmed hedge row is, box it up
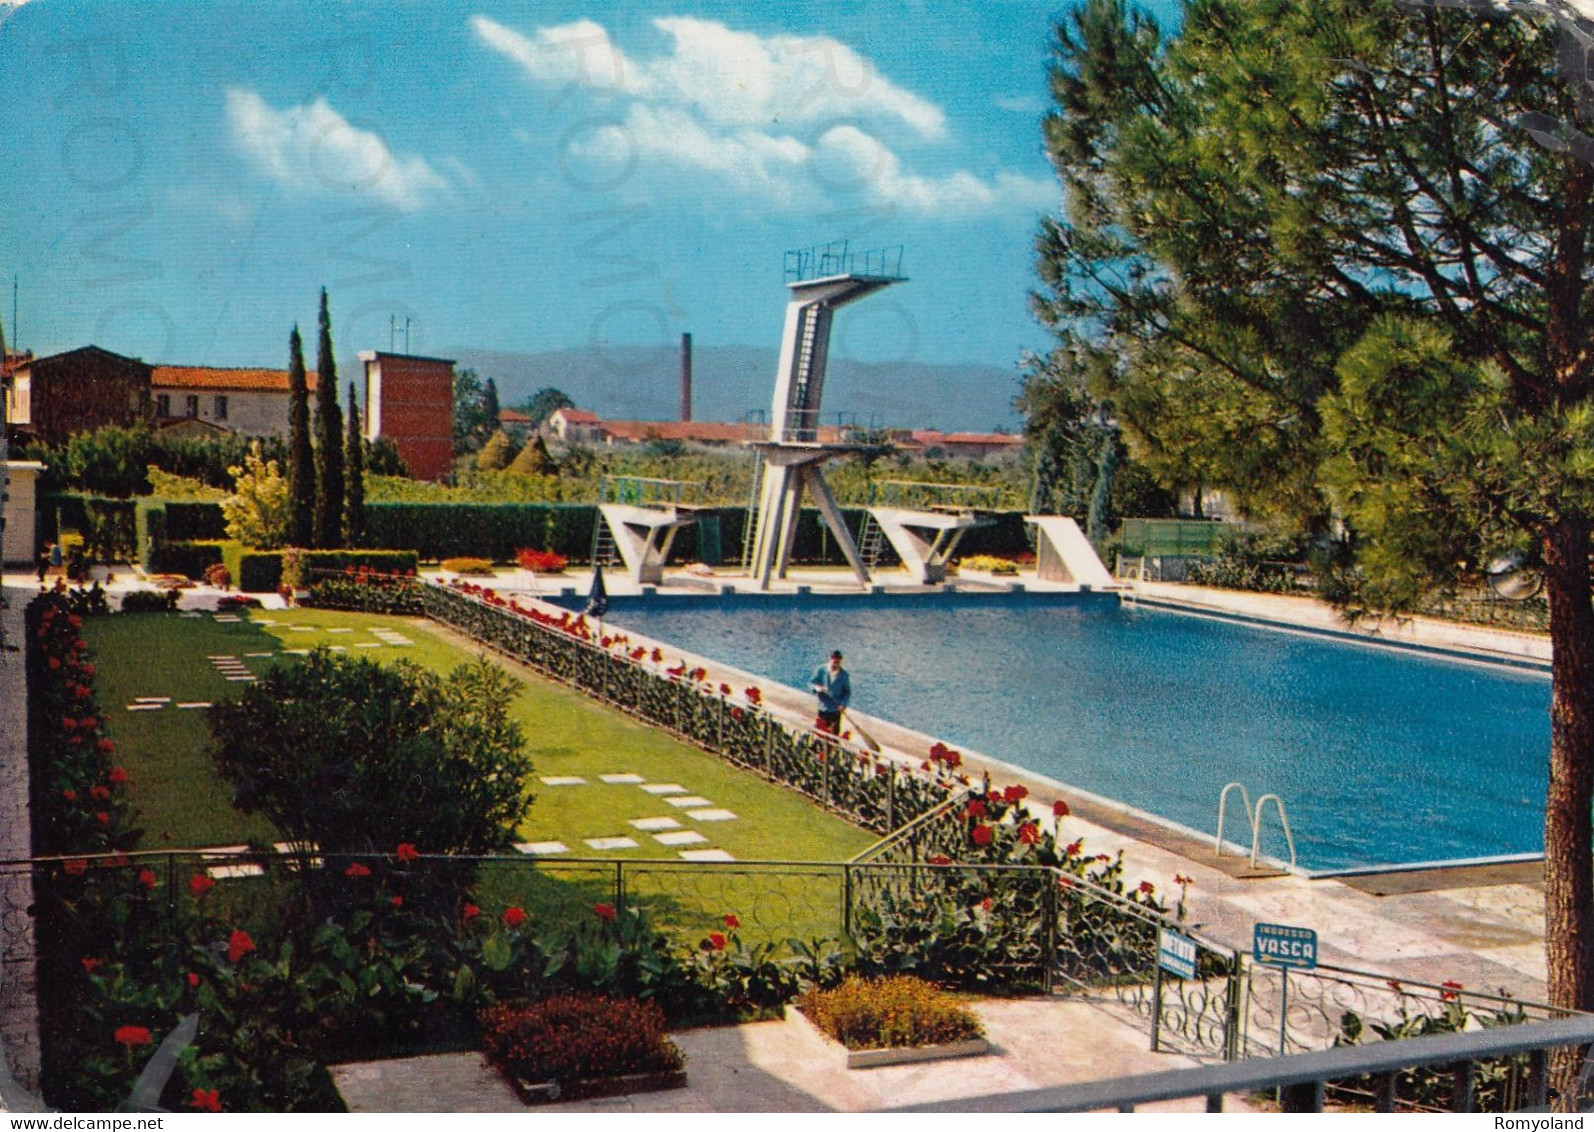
[149,539,226,577]
[362,503,597,562]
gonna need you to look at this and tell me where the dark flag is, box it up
[584,563,609,619]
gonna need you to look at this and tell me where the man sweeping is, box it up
[810,650,851,735]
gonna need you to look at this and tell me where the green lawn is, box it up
[87,608,876,872]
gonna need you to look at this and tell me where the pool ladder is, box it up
[1215,782,1298,872]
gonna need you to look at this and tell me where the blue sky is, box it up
[0,0,1179,396]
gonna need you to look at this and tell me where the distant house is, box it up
[909,430,1025,460]
[4,345,152,444]
[498,407,533,440]
[149,365,319,438]
[360,350,455,480]
[546,407,603,444]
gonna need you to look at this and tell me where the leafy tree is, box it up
[1035,0,1594,1047]
[287,326,315,547]
[506,434,557,475]
[344,382,365,548]
[313,289,345,548]
[523,386,575,426]
[207,651,532,856]
[476,429,516,471]
[221,441,289,549]
[58,424,153,498]
[453,368,491,454]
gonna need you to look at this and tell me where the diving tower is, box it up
[745,242,904,590]
[859,480,1000,585]
[593,476,704,585]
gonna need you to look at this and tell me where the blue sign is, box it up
[1254,922,1318,970]
[1158,928,1198,979]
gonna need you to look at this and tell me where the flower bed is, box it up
[479,995,686,1105]
[794,975,988,1069]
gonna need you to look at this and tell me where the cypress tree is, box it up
[482,377,501,436]
[344,381,365,548]
[287,326,315,548]
[313,288,345,548]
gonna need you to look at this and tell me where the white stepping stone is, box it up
[540,776,587,786]
[641,784,686,795]
[599,773,645,784]
[134,696,171,704]
[326,628,352,633]
[665,795,713,808]
[205,863,264,879]
[126,703,164,711]
[686,809,738,822]
[630,817,681,831]
[584,837,639,851]
[207,655,235,660]
[678,849,734,862]
[213,615,241,623]
[244,652,273,658]
[356,642,381,648]
[284,648,311,655]
[289,625,314,631]
[654,830,708,846]
[225,676,256,682]
[255,619,277,625]
[328,646,346,652]
[514,841,568,855]
[177,702,212,709]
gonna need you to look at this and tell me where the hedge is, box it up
[163,501,227,541]
[220,542,285,593]
[362,503,598,563]
[149,539,226,578]
[288,548,420,586]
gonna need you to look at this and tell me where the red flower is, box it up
[1065,839,1084,856]
[462,903,480,921]
[719,683,732,696]
[723,913,740,929]
[745,686,762,705]
[651,648,664,663]
[1440,979,1463,1002]
[927,854,953,866]
[706,932,727,951]
[1052,799,1070,819]
[971,825,993,846]
[79,715,96,730]
[1174,874,1193,887]
[395,842,419,864]
[1138,880,1156,896]
[1018,822,1041,845]
[1003,784,1029,804]
[345,862,371,878]
[731,707,745,721]
[90,784,110,801]
[1387,980,1404,993]
[114,1025,152,1048]
[189,1088,222,1113]
[108,766,128,784]
[61,789,76,802]
[966,800,987,820]
[63,859,88,876]
[97,739,116,755]
[594,902,617,921]
[227,929,256,964]
[502,906,527,928]
[81,956,103,975]
[46,656,59,670]
[81,663,95,678]
[391,895,404,908]
[138,868,157,890]
[189,873,215,897]
[94,811,110,825]
[187,972,201,988]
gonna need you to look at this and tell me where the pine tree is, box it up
[313,288,345,548]
[344,381,365,548]
[287,326,315,548]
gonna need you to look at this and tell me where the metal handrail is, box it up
[1252,792,1298,872]
[1214,781,1252,857]
[893,1012,1594,1113]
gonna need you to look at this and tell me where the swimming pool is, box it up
[580,591,1550,873]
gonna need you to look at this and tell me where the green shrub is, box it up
[478,995,685,1093]
[148,539,225,579]
[120,589,178,613]
[797,975,984,1051]
[163,501,228,541]
[441,556,495,575]
[220,542,285,592]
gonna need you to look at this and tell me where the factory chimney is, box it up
[679,332,693,422]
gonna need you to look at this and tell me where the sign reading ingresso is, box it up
[1253,922,1317,970]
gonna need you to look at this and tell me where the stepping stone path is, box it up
[641,783,686,795]
[678,849,734,862]
[665,795,713,808]
[540,776,587,786]
[629,817,681,831]
[584,837,639,851]
[355,642,381,648]
[514,841,568,856]
[599,773,645,784]
[208,655,255,683]
[370,628,413,647]
[326,628,352,633]
[177,701,211,710]
[244,651,273,658]
[685,809,737,822]
[653,830,708,847]
[125,703,164,712]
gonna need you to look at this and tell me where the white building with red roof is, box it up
[149,364,320,437]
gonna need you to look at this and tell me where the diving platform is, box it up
[1025,515,1115,589]
[866,506,995,585]
[593,476,704,585]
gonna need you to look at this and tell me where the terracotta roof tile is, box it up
[151,365,318,392]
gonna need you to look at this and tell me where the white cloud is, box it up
[993,93,1046,115]
[473,15,944,139]
[474,15,1050,220]
[225,88,449,210]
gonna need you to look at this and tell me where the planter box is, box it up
[785,1006,991,1070]
[506,1068,687,1106]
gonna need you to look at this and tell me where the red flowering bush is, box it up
[514,548,568,573]
[479,995,685,1101]
[113,1024,152,1048]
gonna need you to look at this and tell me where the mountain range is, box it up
[444,345,1026,434]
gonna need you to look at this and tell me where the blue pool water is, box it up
[586,592,1550,872]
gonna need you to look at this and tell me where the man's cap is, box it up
[830,650,843,660]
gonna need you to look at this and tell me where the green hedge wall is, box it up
[150,539,226,578]
[290,549,420,584]
[163,501,227,541]
[221,543,284,593]
[362,503,598,562]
